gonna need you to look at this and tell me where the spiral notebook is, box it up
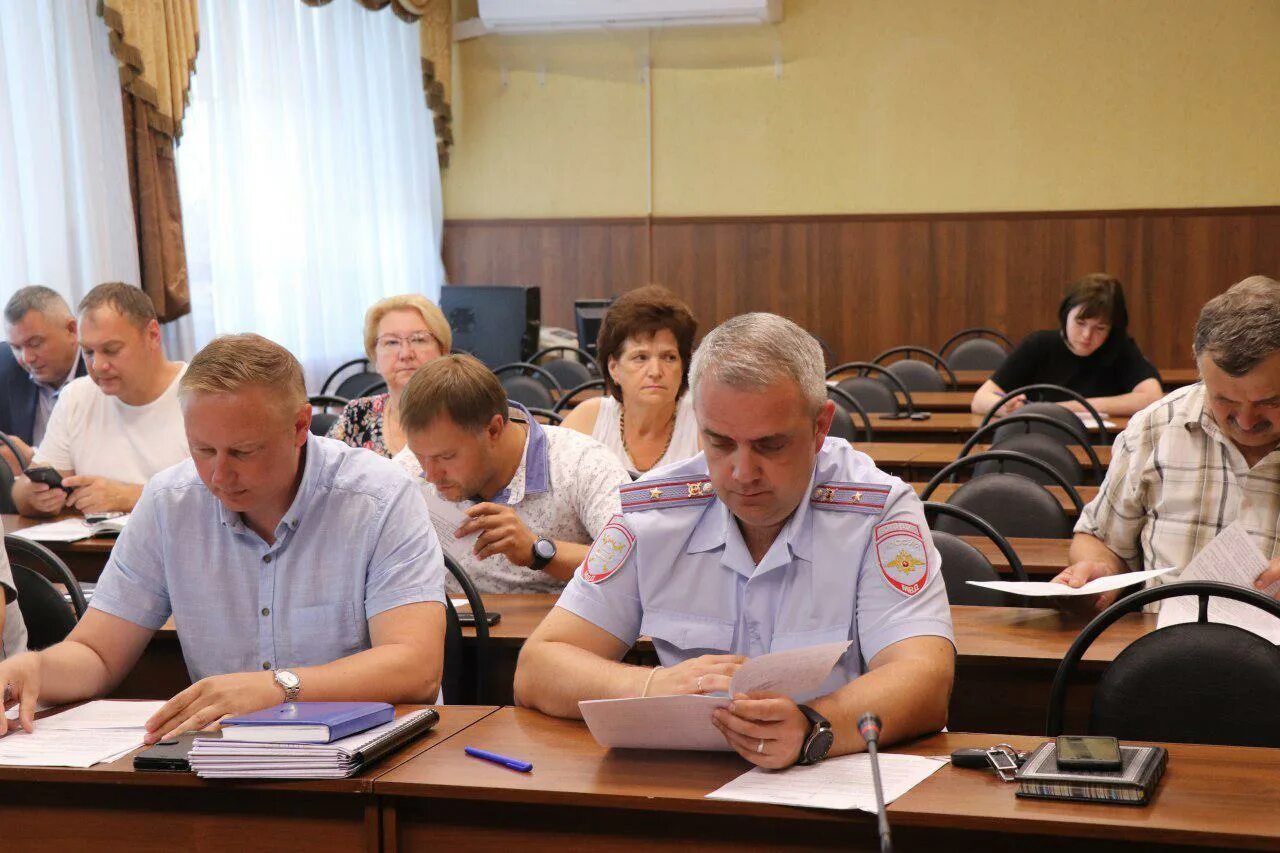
[188,708,440,779]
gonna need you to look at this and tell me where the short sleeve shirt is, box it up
[89,434,446,681]
[0,550,28,659]
[556,438,955,702]
[393,404,631,594]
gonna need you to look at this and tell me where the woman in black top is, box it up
[971,274,1164,417]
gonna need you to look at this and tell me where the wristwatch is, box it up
[273,669,301,703]
[530,537,557,571]
[795,704,834,766]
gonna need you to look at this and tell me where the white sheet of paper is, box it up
[967,567,1175,597]
[424,490,480,560]
[706,752,946,811]
[579,641,851,751]
[0,728,144,767]
[1156,522,1280,642]
[37,700,165,730]
[1075,412,1117,430]
[8,519,97,543]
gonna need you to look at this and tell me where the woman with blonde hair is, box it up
[328,294,451,457]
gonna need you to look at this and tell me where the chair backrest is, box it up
[978,433,1084,487]
[946,338,1009,371]
[932,474,1074,539]
[826,386,875,443]
[964,413,1104,486]
[992,402,1089,446]
[886,359,946,393]
[335,372,385,401]
[500,375,554,410]
[441,555,490,705]
[539,358,593,390]
[525,407,564,425]
[552,378,608,414]
[871,346,958,390]
[11,564,76,650]
[923,501,1026,605]
[835,377,898,415]
[826,403,856,444]
[5,535,87,617]
[939,327,1013,359]
[0,461,15,515]
[1047,581,1280,746]
[978,383,1108,446]
[309,412,340,437]
[320,357,371,396]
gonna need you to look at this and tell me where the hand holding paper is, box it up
[1157,522,1280,642]
[967,567,1175,597]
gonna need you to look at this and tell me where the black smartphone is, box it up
[458,611,501,627]
[1055,735,1122,771]
[133,731,218,771]
[23,466,65,491]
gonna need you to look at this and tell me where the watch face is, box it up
[807,729,834,762]
[534,538,556,560]
[277,671,300,689]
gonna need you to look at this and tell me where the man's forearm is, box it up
[543,541,589,581]
[515,639,646,718]
[293,642,442,704]
[26,641,122,705]
[809,642,955,758]
[1068,533,1129,574]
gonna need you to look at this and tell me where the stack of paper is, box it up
[707,752,946,811]
[189,708,437,779]
[1157,522,1280,642]
[10,515,129,543]
[0,700,162,768]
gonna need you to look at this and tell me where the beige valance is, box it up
[99,0,199,140]
[301,0,454,167]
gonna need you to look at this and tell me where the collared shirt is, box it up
[393,403,631,594]
[90,434,445,682]
[28,350,82,446]
[1075,382,1280,592]
[557,438,954,701]
[0,549,29,659]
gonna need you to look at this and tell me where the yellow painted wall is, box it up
[443,0,1280,218]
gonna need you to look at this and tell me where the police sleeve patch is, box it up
[579,515,635,585]
[873,519,929,597]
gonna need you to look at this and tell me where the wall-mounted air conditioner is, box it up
[468,0,782,35]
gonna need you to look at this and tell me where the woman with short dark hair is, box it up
[561,285,701,476]
[971,274,1163,416]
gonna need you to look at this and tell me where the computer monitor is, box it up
[574,298,613,359]
[440,285,541,368]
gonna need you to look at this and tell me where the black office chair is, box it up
[307,394,349,437]
[872,346,959,392]
[979,384,1109,447]
[531,345,599,391]
[923,502,1026,606]
[938,327,1012,372]
[0,433,29,514]
[441,554,490,705]
[5,535,87,651]
[552,378,608,415]
[961,414,1105,487]
[991,402,1091,446]
[525,407,564,426]
[493,363,563,411]
[813,335,838,370]
[826,386,875,443]
[922,450,1084,540]
[825,362,922,419]
[1046,582,1280,747]
[321,358,384,401]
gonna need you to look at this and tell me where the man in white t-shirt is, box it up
[12,283,189,517]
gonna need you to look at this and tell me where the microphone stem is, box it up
[866,737,893,853]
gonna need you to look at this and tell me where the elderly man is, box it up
[514,313,955,769]
[2,334,445,741]
[394,353,630,594]
[1,286,86,471]
[11,283,189,517]
[1054,275,1280,607]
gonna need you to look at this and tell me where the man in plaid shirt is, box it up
[1053,275,1280,611]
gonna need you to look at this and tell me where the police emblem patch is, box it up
[580,515,635,584]
[874,519,929,597]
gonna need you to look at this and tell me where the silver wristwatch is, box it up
[273,669,301,703]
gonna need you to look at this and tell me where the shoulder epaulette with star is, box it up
[620,475,716,513]
[810,481,890,514]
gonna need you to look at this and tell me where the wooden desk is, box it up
[1,704,498,853]
[376,707,1280,850]
[949,367,1197,392]
[916,481,1096,516]
[3,513,115,582]
[868,412,1126,444]
[962,535,1071,578]
[876,442,1111,480]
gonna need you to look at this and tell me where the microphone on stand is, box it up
[858,712,893,853]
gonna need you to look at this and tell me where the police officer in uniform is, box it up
[515,313,955,769]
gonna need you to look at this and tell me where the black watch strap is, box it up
[795,704,834,766]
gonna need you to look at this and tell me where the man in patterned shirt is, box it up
[1054,275,1280,610]
[394,354,630,594]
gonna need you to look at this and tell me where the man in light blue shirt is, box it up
[1,334,445,741]
[516,314,955,770]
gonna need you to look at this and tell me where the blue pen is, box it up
[465,746,533,772]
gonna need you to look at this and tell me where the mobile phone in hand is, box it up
[23,466,66,491]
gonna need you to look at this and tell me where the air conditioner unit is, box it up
[474,0,782,33]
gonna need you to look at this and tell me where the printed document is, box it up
[424,491,480,560]
[707,752,946,811]
[1157,522,1280,642]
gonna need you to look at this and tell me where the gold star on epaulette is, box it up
[649,487,663,500]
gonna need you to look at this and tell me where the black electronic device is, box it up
[23,466,65,491]
[1055,735,1122,772]
[440,285,541,369]
[573,298,613,359]
[134,732,218,772]
[457,611,501,627]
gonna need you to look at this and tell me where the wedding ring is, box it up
[757,738,766,754]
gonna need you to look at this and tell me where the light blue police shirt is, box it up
[90,434,446,682]
[556,438,954,701]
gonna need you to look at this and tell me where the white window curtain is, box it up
[175,0,447,389]
[0,0,140,307]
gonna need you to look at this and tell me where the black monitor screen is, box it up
[575,299,613,359]
[440,285,540,368]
